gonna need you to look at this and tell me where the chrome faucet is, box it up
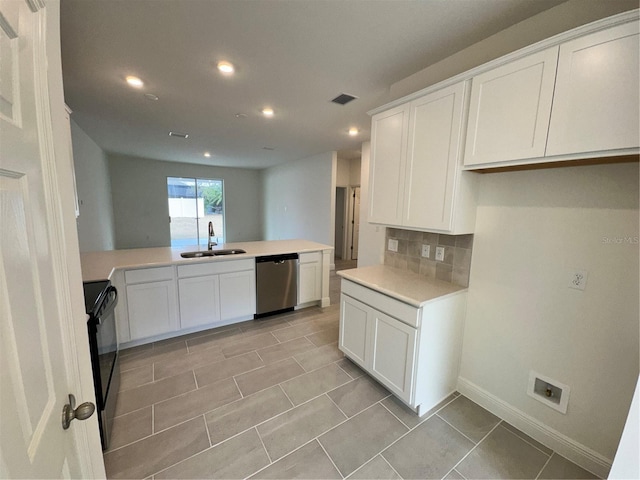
[207,221,217,250]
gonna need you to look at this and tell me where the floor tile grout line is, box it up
[380,453,404,480]
[435,412,482,445]
[277,383,296,408]
[202,414,213,447]
[444,419,504,477]
[500,423,555,459]
[317,438,346,479]
[254,426,274,464]
[535,451,555,480]
[452,467,468,480]
[232,375,244,398]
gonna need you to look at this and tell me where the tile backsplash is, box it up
[384,228,474,287]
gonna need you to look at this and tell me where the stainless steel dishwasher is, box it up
[255,253,298,318]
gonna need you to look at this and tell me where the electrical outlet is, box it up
[568,270,588,290]
[435,246,445,262]
[388,239,398,252]
[421,244,430,258]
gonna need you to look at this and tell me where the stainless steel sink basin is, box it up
[180,249,246,258]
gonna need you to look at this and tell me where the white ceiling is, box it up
[60,0,566,169]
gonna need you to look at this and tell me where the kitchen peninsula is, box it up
[81,239,332,348]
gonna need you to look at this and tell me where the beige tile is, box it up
[456,424,550,479]
[280,307,327,326]
[382,415,474,480]
[239,316,291,337]
[336,357,366,379]
[194,351,264,387]
[437,396,501,443]
[107,406,152,451]
[272,316,335,342]
[235,357,305,397]
[221,332,279,358]
[185,326,243,352]
[538,453,599,479]
[327,375,390,417]
[306,325,339,346]
[281,363,352,405]
[256,337,317,364]
[153,345,226,380]
[250,440,341,479]
[455,234,474,249]
[154,377,241,431]
[119,364,153,392]
[348,455,401,480]
[383,393,457,429]
[257,395,346,461]
[104,416,209,479]
[115,371,196,416]
[294,342,343,372]
[119,342,152,358]
[155,428,270,479]
[205,385,292,445]
[119,341,188,371]
[444,469,466,480]
[319,403,408,477]
[436,263,453,283]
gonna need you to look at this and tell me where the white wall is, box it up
[459,163,639,462]
[355,141,385,267]
[70,120,115,252]
[262,151,336,248]
[109,153,263,249]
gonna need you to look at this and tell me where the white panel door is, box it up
[178,275,221,329]
[464,47,559,166]
[369,104,409,225]
[219,270,255,321]
[546,22,640,156]
[127,281,179,340]
[371,312,417,404]
[339,294,372,368]
[0,1,101,477]
[403,82,465,230]
[299,262,321,304]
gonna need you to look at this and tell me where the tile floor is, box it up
[105,270,599,479]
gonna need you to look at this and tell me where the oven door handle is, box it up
[96,286,118,324]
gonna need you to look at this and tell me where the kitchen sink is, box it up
[180,249,246,258]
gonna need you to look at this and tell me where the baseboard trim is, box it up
[457,377,612,479]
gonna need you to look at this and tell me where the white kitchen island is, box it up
[337,265,467,416]
[80,239,332,347]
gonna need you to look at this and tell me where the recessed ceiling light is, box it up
[144,93,159,101]
[126,76,144,88]
[204,152,211,158]
[348,127,359,136]
[235,113,247,118]
[168,131,189,138]
[217,61,234,74]
[262,108,274,117]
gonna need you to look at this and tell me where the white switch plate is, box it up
[421,244,430,258]
[435,246,445,262]
[388,239,398,252]
[568,270,588,290]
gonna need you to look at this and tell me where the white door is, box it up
[0,1,103,477]
[350,186,360,260]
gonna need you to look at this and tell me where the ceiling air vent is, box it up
[168,131,189,138]
[331,93,358,105]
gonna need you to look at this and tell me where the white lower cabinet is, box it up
[177,275,221,329]
[125,267,179,341]
[298,252,322,305]
[219,270,255,322]
[339,279,465,414]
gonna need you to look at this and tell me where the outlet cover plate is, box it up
[388,239,398,252]
[421,244,430,258]
[435,246,445,262]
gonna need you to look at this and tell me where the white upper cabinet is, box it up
[369,104,410,225]
[464,47,559,166]
[369,82,476,233]
[546,21,640,156]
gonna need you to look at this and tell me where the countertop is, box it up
[337,264,466,307]
[80,239,332,282]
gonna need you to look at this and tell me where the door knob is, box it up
[62,394,95,430]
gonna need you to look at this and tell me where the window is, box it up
[167,177,224,247]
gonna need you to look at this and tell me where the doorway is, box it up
[334,187,347,260]
[347,186,361,260]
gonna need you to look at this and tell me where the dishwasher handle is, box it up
[255,253,299,263]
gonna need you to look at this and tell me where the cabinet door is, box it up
[219,270,255,321]
[369,104,410,225]
[339,294,372,369]
[127,280,178,340]
[299,261,321,304]
[371,311,417,404]
[547,22,639,156]
[403,82,465,230]
[464,47,559,166]
[178,275,221,329]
